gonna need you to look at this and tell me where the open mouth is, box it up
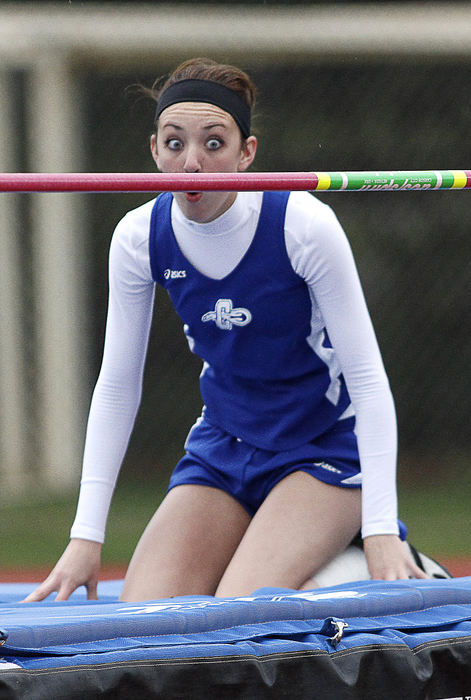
[185,192,202,202]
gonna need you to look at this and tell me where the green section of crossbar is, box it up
[314,170,470,191]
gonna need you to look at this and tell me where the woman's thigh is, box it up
[215,471,361,597]
[120,484,251,601]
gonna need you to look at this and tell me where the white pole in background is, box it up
[27,52,89,491]
[0,69,29,495]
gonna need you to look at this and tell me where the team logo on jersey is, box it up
[163,268,187,279]
[201,299,252,330]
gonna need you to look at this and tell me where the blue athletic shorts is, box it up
[168,415,362,517]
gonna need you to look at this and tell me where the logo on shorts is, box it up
[164,268,186,279]
[202,298,252,330]
[313,461,342,474]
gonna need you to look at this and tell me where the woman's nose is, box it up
[183,146,202,173]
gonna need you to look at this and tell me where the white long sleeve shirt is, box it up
[71,191,398,543]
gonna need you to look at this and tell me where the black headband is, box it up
[155,79,251,138]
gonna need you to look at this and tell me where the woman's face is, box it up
[151,101,257,223]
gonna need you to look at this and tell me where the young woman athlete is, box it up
[26,58,427,603]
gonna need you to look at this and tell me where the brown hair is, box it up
[146,57,256,121]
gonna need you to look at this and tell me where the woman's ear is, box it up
[150,133,160,169]
[238,135,257,172]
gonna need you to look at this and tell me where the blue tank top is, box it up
[149,191,351,450]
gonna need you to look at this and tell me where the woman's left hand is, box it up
[363,534,429,580]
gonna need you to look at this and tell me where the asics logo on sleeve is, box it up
[202,299,252,330]
[164,268,187,279]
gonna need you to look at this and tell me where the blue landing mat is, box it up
[1,578,471,699]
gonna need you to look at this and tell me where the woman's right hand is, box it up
[21,538,102,603]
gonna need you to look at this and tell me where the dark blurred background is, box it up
[82,61,471,488]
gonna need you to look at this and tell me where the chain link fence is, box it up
[2,54,470,493]
[75,59,471,485]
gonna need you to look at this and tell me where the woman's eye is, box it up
[206,138,222,151]
[167,138,182,151]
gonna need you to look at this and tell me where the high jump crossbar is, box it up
[0,170,470,193]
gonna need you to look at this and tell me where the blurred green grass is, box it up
[0,478,167,570]
[0,473,469,571]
